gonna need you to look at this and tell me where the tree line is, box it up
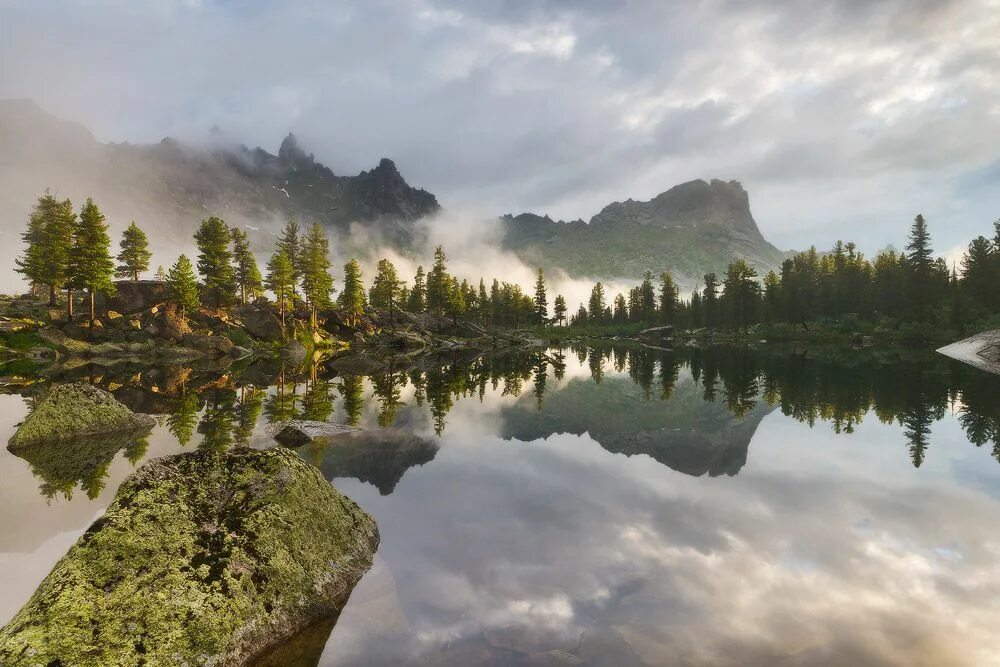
[566,215,1000,335]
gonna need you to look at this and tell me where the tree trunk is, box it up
[67,288,74,320]
[133,271,138,281]
[49,284,57,307]
[88,289,95,340]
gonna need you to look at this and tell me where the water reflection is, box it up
[2,344,1000,665]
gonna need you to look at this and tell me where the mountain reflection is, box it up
[4,344,1000,500]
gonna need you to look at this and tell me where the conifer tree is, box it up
[276,220,303,296]
[658,272,678,323]
[154,265,166,282]
[339,259,366,327]
[166,254,200,319]
[639,271,657,321]
[370,258,404,326]
[477,279,490,325]
[613,293,628,323]
[70,198,115,333]
[553,294,567,326]
[301,223,334,327]
[193,216,236,306]
[426,246,450,316]
[588,282,607,323]
[446,276,467,325]
[16,191,76,309]
[230,227,263,304]
[408,265,427,312]
[702,273,720,328]
[533,268,548,325]
[265,249,295,328]
[115,221,152,281]
[905,214,935,320]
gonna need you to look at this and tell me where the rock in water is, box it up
[937,330,1000,375]
[0,448,379,666]
[7,383,156,449]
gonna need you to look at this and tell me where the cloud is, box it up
[0,0,997,256]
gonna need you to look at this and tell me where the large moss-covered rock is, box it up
[7,383,156,449]
[0,448,380,666]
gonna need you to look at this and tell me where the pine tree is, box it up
[370,258,404,326]
[69,198,115,333]
[408,265,427,312]
[613,293,628,323]
[276,220,303,297]
[230,227,263,304]
[265,249,295,328]
[115,221,152,281]
[339,259,366,327]
[721,259,760,332]
[588,282,606,323]
[446,276,466,325]
[702,273,719,328]
[193,216,236,306]
[300,223,334,327]
[166,254,200,319]
[639,271,656,321]
[553,294,567,326]
[658,272,678,324]
[477,279,490,325]
[905,214,935,320]
[154,265,166,282]
[15,191,76,309]
[426,246,450,316]
[533,268,548,325]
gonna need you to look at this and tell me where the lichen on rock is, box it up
[7,382,156,449]
[0,447,379,666]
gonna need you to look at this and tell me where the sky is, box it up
[1,0,998,254]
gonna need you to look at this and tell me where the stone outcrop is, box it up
[0,448,379,666]
[113,280,167,314]
[272,420,358,447]
[8,383,156,449]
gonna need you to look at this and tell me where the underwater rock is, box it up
[7,383,156,449]
[0,447,379,666]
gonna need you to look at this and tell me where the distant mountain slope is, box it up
[0,99,439,259]
[502,179,786,287]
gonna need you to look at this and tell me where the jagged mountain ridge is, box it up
[502,178,786,287]
[0,99,439,254]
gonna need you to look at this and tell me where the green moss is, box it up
[0,448,379,666]
[8,383,157,449]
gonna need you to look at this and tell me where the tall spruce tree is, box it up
[115,221,152,281]
[588,282,607,323]
[230,227,263,304]
[370,258,404,326]
[193,217,236,306]
[426,246,450,316]
[166,254,201,319]
[69,198,115,333]
[16,191,76,310]
[154,265,166,282]
[276,220,303,297]
[658,272,678,323]
[533,268,548,325]
[905,214,935,320]
[265,249,295,328]
[702,273,720,328]
[553,294,567,326]
[408,265,427,312]
[339,259,366,327]
[301,223,334,327]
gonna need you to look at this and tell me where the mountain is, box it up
[0,99,439,278]
[501,178,786,288]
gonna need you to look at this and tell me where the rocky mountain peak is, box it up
[277,132,311,164]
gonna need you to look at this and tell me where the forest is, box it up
[13,190,1000,343]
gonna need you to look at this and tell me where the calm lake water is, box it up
[2,343,1000,666]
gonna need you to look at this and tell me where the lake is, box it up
[1,343,999,666]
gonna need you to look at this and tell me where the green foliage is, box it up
[426,246,450,316]
[193,216,236,306]
[265,249,295,325]
[338,259,366,326]
[301,223,334,318]
[407,265,426,312]
[70,198,116,324]
[553,294,567,326]
[16,191,77,301]
[533,268,548,324]
[276,220,304,291]
[370,258,404,321]
[230,227,263,304]
[116,221,152,280]
[166,254,201,317]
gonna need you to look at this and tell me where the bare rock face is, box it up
[0,448,379,666]
[113,280,167,314]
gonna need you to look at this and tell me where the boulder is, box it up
[236,303,284,342]
[280,340,308,364]
[637,325,675,346]
[112,280,167,314]
[272,420,358,447]
[7,383,156,449]
[0,448,379,666]
[183,333,235,357]
[937,329,1000,375]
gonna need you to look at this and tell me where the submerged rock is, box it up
[7,383,156,449]
[272,420,358,447]
[938,330,1000,375]
[0,447,379,666]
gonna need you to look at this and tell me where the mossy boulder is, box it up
[0,447,379,666]
[7,383,156,449]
